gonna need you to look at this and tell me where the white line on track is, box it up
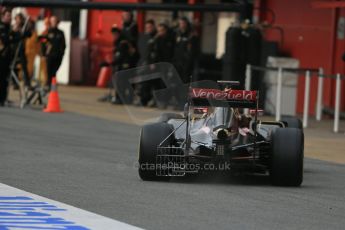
[0,183,143,230]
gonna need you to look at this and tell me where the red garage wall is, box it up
[333,8,345,112]
[86,0,139,85]
[26,8,41,19]
[257,0,345,115]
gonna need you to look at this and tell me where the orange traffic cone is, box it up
[43,77,63,113]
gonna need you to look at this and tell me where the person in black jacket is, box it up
[149,23,175,107]
[121,11,138,47]
[140,19,157,65]
[45,16,65,89]
[0,9,12,106]
[111,26,122,54]
[112,35,139,104]
[113,40,139,72]
[98,25,123,103]
[173,17,199,83]
[139,22,175,107]
[136,19,157,106]
[154,23,174,63]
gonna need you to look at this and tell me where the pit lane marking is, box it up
[0,183,143,230]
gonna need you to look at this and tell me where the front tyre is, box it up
[270,128,304,186]
[138,122,174,181]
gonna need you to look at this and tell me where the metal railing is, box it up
[245,64,344,133]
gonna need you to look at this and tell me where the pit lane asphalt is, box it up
[1,107,345,230]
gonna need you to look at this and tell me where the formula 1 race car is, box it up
[138,81,304,186]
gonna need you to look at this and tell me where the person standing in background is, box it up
[154,23,174,63]
[111,11,138,105]
[136,19,157,106]
[137,19,156,66]
[45,16,65,90]
[112,26,139,104]
[25,19,39,81]
[145,23,175,107]
[0,9,12,106]
[37,17,50,87]
[121,11,138,47]
[173,17,199,83]
[98,25,123,103]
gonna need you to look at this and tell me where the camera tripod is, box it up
[8,16,46,108]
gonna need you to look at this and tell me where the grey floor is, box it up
[1,107,344,230]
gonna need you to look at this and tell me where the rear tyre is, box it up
[138,122,174,181]
[158,113,183,123]
[280,115,303,129]
[270,128,304,186]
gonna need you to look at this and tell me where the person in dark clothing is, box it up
[11,13,32,89]
[136,19,157,106]
[154,23,174,63]
[138,22,175,107]
[121,11,138,47]
[147,23,175,81]
[0,9,12,106]
[114,40,139,71]
[45,16,66,89]
[152,23,175,106]
[151,23,177,107]
[98,25,123,103]
[173,17,199,83]
[111,26,122,52]
[141,19,157,65]
[112,37,139,104]
[137,19,156,66]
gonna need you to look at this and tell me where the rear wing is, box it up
[190,88,258,108]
